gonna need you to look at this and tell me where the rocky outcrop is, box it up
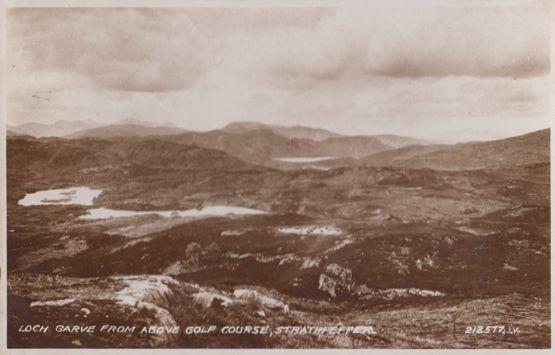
[9,274,181,347]
[318,264,355,298]
[113,275,179,328]
[233,288,289,313]
[193,291,233,308]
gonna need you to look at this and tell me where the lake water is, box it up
[80,205,267,220]
[277,225,343,236]
[18,187,102,206]
[272,157,336,163]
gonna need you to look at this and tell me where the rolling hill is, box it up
[168,128,392,165]
[222,121,343,141]
[222,121,426,149]
[355,128,550,170]
[7,135,250,174]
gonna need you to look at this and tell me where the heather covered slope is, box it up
[351,129,549,170]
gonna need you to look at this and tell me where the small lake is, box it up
[18,187,102,206]
[277,225,343,236]
[18,186,267,221]
[80,206,267,220]
[272,157,336,163]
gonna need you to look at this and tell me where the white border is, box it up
[0,1,553,354]
[2,0,550,7]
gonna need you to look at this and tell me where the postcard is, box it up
[1,0,552,351]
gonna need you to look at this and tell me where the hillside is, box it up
[9,120,429,168]
[222,121,342,141]
[7,136,251,173]
[356,128,550,170]
[222,122,425,150]
[168,129,392,166]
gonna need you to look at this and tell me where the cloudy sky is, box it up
[6,2,551,141]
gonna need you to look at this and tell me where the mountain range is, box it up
[7,120,427,161]
[8,119,425,145]
[6,119,549,171]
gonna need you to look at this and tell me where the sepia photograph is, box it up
[1,0,552,350]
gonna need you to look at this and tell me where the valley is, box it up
[6,125,550,348]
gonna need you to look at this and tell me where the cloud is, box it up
[261,6,549,89]
[6,5,550,141]
[7,8,329,93]
[9,8,217,92]
[10,6,548,94]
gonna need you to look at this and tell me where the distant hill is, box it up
[223,121,342,141]
[7,135,251,175]
[171,129,327,163]
[115,117,179,128]
[8,120,98,137]
[167,128,393,166]
[158,122,425,167]
[9,119,427,165]
[8,119,185,139]
[355,128,550,170]
[14,119,540,172]
[67,123,188,139]
[221,121,426,152]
